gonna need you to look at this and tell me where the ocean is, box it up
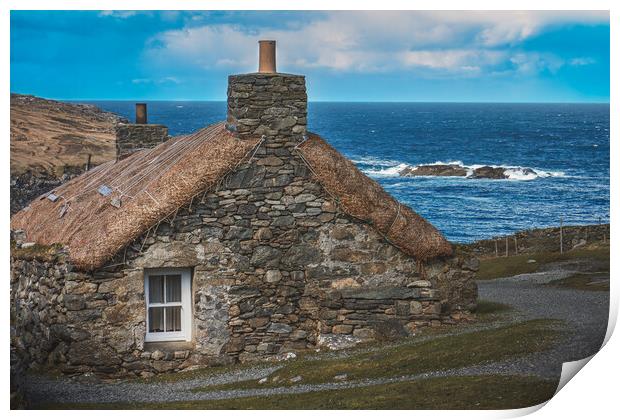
[86,101,610,243]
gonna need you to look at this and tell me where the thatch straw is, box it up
[12,123,452,270]
[296,133,453,261]
[11,123,260,271]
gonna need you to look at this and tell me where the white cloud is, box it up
[399,50,505,71]
[143,11,608,76]
[99,11,141,19]
[509,52,565,74]
[570,57,596,66]
[131,76,181,85]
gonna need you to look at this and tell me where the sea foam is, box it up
[355,157,565,180]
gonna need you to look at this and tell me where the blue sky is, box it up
[10,10,609,102]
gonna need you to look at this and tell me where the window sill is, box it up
[144,341,195,352]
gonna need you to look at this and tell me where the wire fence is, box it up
[489,217,609,257]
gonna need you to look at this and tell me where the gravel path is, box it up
[23,271,610,407]
[476,272,609,379]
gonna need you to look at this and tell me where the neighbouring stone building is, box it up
[115,103,169,160]
[10,41,478,377]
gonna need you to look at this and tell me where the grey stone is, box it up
[281,244,322,269]
[332,324,354,334]
[407,280,432,288]
[225,226,253,240]
[267,323,293,334]
[50,325,91,342]
[63,294,85,311]
[254,227,273,240]
[237,204,257,215]
[272,216,295,227]
[340,287,421,300]
[409,301,423,315]
[294,194,316,203]
[250,246,282,267]
[265,270,282,283]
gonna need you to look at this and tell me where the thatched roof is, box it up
[11,122,452,270]
[11,123,260,270]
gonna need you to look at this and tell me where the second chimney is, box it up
[135,103,147,124]
[116,102,169,160]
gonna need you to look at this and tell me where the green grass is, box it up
[475,245,610,280]
[547,273,610,292]
[191,319,561,392]
[42,374,558,410]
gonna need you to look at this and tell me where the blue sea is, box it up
[86,101,610,243]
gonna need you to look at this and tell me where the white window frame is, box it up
[144,268,192,342]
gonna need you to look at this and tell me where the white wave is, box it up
[356,156,566,181]
[364,163,409,177]
[351,156,404,167]
[412,160,464,167]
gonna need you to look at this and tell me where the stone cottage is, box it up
[10,41,478,376]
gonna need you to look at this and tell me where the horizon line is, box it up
[11,93,610,105]
[63,99,613,105]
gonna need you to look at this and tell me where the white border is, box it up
[2,1,617,419]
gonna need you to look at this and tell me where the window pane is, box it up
[148,307,164,332]
[148,275,164,303]
[165,306,182,332]
[166,275,182,303]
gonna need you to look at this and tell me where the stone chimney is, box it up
[135,103,147,124]
[116,103,169,160]
[226,40,307,144]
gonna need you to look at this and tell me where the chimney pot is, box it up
[258,40,276,73]
[135,103,147,124]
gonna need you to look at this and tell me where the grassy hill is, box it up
[10,93,123,177]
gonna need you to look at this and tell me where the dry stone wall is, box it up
[115,123,169,160]
[466,224,610,256]
[10,167,84,215]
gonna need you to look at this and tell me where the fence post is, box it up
[514,236,518,255]
[505,236,509,257]
[560,217,564,254]
[495,238,498,257]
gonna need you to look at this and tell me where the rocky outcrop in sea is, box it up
[398,163,537,180]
